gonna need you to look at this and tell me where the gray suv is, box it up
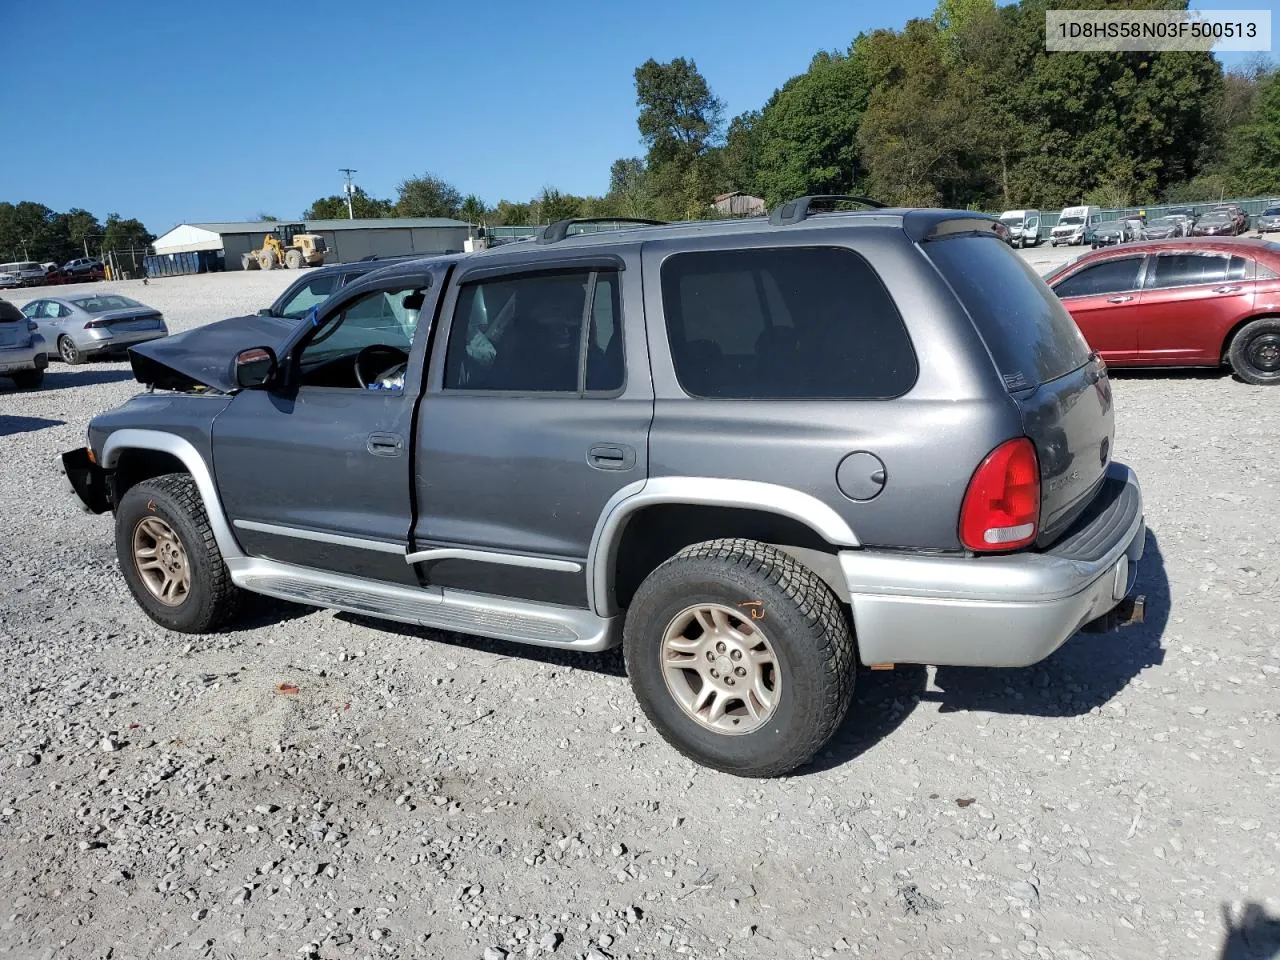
[61,198,1146,777]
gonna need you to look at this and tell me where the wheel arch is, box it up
[1221,313,1280,363]
[101,429,243,560]
[586,478,859,617]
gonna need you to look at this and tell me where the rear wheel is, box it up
[10,368,44,388]
[1228,318,1280,386]
[114,473,242,633]
[623,539,855,778]
[58,335,84,365]
[284,249,304,269]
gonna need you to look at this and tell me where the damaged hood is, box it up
[129,312,297,392]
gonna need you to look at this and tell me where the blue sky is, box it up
[0,0,1267,233]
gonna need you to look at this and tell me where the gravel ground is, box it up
[1,254,1278,960]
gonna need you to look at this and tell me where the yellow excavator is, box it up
[242,223,329,271]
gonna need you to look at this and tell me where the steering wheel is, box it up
[354,344,410,389]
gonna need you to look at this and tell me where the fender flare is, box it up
[585,477,860,616]
[101,429,244,560]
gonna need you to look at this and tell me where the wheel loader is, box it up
[241,223,329,271]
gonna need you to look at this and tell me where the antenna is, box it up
[339,168,359,220]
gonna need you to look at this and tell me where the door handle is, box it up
[367,432,403,457]
[587,443,636,471]
[1107,295,1134,304]
[1213,285,1242,294]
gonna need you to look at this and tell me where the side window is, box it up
[444,269,624,394]
[279,274,339,318]
[1146,253,1230,290]
[57,303,73,318]
[1257,261,1279,280]
[660,246,917,400]
[297,285,423,387]
[21,301,41,318]
[1227,256,1251,281]
[1053,258,1143,298]
[41,301,63,319]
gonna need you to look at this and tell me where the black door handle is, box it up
[587,443,636,471]
[367,433,403,457]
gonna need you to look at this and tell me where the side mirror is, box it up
[233,346,277,390]
[256,307,272,316]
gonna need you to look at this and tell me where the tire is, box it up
[114,473,243,633]
[241,253,258,271]
[58,335,84,365]
[1228,318,1280,386]
[284,249,304,270]
[623,538,855,778]
[10,367,44,388]
[260,250,277,271]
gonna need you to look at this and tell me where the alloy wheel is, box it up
[132,516,192,606]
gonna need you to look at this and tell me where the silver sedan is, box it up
[21,292,169,364]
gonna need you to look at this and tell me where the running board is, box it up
[226,557,618,651]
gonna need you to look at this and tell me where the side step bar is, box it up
[226,558,619,651]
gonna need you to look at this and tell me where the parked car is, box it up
[998,208,1041,248]
[62,199,1147,778]
[63,257,105,282]
[22,292,169,364]
[1090,220,1135,248]
[1191,210,1243,237]
[42,263,68,285]
[1050,205,1103,246]
[1143,214,1192,240]
[1044,237,1280,385]
[1255,206,1280,235]
[260,254,425,320]
[0,297,49,388]
[1165,206,1197,220]
[0,260,49,286]
[1213,204,1249,233]
[0,270,21,290]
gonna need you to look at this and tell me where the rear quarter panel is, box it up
[641,227,1020,551]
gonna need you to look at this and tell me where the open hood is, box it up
[129,313,297,393]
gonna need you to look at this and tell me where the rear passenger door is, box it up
[1050,256,1146,362]
[1133,252,1255,365]
[412,254,652,609]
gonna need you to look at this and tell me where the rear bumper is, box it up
[81,329,167,356]
[841,462,1145,668]
[0,336,48,373]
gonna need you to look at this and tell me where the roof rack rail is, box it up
[537,217,668,244]
[768,195,887,226]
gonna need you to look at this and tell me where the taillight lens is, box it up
[26,320,38,332]
[84,319,106,328]
[959,438,1040,552]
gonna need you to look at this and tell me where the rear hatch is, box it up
[87,307,165,333]
[0,300,33,349]
[921,230,1114,547]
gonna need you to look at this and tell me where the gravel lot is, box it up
[2,250,1278,960]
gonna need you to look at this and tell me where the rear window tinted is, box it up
[0,300,22,322]
[1053,257,1144,298]
[660,246,916,399]
[1147,253,1230,289]
[926,234,1092,391]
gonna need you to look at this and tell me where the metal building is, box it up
[150,218,471,270]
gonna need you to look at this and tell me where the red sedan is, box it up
[1044,237,1280,385]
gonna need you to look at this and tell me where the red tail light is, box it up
[959,438,1040,552]
[84,319,106,329]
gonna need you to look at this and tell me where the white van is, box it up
[0,261,48,286]
[1050,205,1103,247]
[998,209,1042,248]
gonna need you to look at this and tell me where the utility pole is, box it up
[339,168,358,220]
[18,238,29,260]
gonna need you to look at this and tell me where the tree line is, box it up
[0,202,154,266]
[306,0,1279,227]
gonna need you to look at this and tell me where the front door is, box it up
[212,267,442,585]
[1133,251,1256,365]
[1050,255,1147,362]
[412,255,653,609]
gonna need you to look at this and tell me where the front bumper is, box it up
[0,335,49,373]
[840,462,1145,668]
[60,447,113,514]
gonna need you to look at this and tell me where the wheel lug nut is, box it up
[730,649,742,661]
[726,678,735,685]
[716,642,726,654]
[709,669,718,678]
[705,651,715,661]
[734,666,746,677]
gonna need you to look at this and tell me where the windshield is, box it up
[72,295,142,312]
[1264,207,1280,217]
[1001,216,1024,226]
[1059,216,1083,226]
[1199,213,1229,223]
[1151,218,1179,227]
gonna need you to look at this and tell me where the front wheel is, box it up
[115,473,243,632]
[1228,318,1280,386]
[623,539,855,778]
[284,249,304,269]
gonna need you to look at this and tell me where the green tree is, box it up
[606,157,654,218]
[303,187,394,219]
[722,111,762,196]
[634,57,725,163]
[393,173,463,218]
[101,213,154,254]
[1225,71,1280,193]
[753,49,871,206]
[458,195,489,223]
[536,187,583,223]
[489,199,532,225]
